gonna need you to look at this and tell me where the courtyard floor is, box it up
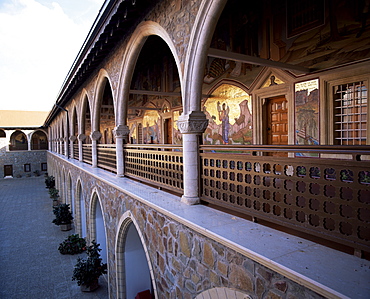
[0,176,109,299]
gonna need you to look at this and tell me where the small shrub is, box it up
[58,234,86,255]
[52,203,73,225]
[72,240,107,287]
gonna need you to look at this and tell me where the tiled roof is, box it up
[0,110,48,128]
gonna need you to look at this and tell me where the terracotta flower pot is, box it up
[80,279,99,292]
[60,223,72,231]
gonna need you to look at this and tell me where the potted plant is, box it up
[45,175,55,189]
[52,203,73,231]
[72,240,107,292]
[58,234,86,255]
[49,187,59,206]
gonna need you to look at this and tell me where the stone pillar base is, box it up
[181,195,200,205]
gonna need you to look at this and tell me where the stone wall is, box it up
[0,146,47,178]
[49,153,324,299]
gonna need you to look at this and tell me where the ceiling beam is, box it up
[129,107,162,110]
[129,90,181,97]
[208,48,311,74]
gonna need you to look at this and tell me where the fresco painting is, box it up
[203,84,252,145]
[295,79,319,156]
[173,110,182,145]
[142,110,160,144]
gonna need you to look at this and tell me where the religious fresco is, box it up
[203,84,252,145]
[295,79,319,150]
[172,110,182,145]
[129,123,137,144]
[142,110,160,144]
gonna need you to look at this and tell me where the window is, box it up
[41,163,47,171]
[334,81,367,145]
[0,129,5,138]
[24,164,31,172]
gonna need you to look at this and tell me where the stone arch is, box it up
[75,179,87,238]
[9,130,27,151]
[71,105,78,136]
[115,211,157,299]
[60,167,67,203]
[183,0,227,113]
[80,90,92,144]
[0,129,6,138]
[66,172,73,212]
[195,287,252,299]
[92,69,116,135]
[89,189,108,263]
[30,129,48,150]
[116,21,183,126]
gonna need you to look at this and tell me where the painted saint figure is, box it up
[217,101,230,144]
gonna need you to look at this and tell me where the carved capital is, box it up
[90,131,102,141]
[77,134,86,142]
[177,111,208,134]
[113,125,130,138]
[69,136,77,142]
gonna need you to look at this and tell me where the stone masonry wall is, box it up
[49,154,324,299]
[0,142,47,178]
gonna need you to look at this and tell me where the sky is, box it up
[0,0,105,112]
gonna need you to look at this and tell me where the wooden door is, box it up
[4,165,13,177]
[267,96,288,145]
[164,118,172,144]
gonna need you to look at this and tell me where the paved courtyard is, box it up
[0,176,109,299]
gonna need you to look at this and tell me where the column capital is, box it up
[77,134,86,142]
[177,111,208,134]
[90,131,102,141]
[113,125,130,138]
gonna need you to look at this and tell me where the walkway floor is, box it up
[0,176,109,299]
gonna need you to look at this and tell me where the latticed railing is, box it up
[61,143,65,156]
[97,144,117,173]
[124,144,184,193]
[73,143,79,160]
[199,145,370,254]
[82,144,92,165]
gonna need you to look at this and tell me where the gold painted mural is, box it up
[142,110,160,144]
[203,84,252,145]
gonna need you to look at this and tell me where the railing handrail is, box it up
[200,144,370,157]
[97,144,116,149]
[124,144,183,150]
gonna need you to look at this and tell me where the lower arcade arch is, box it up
[90,192,108,264]
[116,213,157,299]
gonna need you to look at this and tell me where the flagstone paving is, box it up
[0,176,109,299]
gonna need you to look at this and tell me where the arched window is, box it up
[10,131,28,151]
[31,131,48,150]
[0,129,5,138]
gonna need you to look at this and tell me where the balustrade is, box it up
[82,144,92,165]
[97,144,117,173]
[200,145,370,254]
[73,143,79,160]
[124,144,184,193]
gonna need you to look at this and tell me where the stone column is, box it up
[113,125,130,177]
[59,138,63,154]
[27,136,31,151]
[90,131,102,168]
[177,111,208,205]
[63,137,69,157]
[77,134,86,162]
[69,136,77,159]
